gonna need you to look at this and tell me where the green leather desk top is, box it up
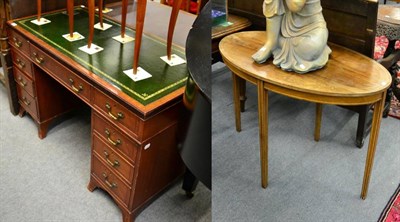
[15,8,188,105]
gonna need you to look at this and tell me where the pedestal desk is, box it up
[219,31,392,199]
[7,6,191,222]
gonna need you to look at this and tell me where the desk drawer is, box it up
[93,112,139,162]
[30,44,91,103]
[9,30,30,56]
[11,49,33,77]
[14,68,35,97]
[92,155,131,207]
[16,85,38,118]
[93,133,135,184]
[93,89,140,137]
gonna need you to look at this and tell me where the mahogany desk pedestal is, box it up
[219,31,392,199]
[7,8,189,222]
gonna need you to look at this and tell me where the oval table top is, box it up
[220,31,392,101]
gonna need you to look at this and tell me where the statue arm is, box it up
[285,0,306,12]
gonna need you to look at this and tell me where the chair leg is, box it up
[356,105,370,148]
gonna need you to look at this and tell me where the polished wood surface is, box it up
[212,14,251,61]
[212,14,252,39]
[167,0,183,60]
[133,0,146,73]
[378,5,400,24]
[220,31,391,199]
[67,0,74,37]
[88,0,95,48]
[220,32,390,100]
[37,0,41,21]
[7,5,190,221]
[121,0,128,38]
[98,0,104,28]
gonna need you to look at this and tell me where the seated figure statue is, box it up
[252,0,331,73]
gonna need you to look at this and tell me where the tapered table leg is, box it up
[314,103,323,141]
[257,80,268,188]
[232,73,241,132]
[361,92,386,199]
[239,80,246,112]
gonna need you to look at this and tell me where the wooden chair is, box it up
[320,0,393,148]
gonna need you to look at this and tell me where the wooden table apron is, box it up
[219,31,392,199]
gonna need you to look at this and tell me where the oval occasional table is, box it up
[219,31,392,199]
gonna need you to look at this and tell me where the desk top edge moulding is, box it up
[8,6,189,116]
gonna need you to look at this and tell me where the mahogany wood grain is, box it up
[9,30,30,57]
[30,44,92,104]
[133,0,147,73]
[88,0,95,48]
[220,31,391,199]
[91,154,132,206]
[92,112,139,163]
[16,83,38,118]
[92,132,135,184]
[98,0,104,28]
[10,48,32,78]
[121,0,128,38]
[67,0,74,37]
[166,0,183,60]
[10,18,185,117]
[13,68,34,97]
[7,7,187,220]
[92,88,141,139]
[37,0,41,21]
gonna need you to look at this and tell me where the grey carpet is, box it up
[211,63,400,222]
[0,85,211,222]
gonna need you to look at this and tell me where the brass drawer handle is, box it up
[16,59,25,69]
[103,151,120,167]
[12,37,22,48]
[32,52,44,64]
[68,78,83,93]
[105,103,124,121]
[17,77,27,87]
[102,172,118,189]
[105,129,121,146]
[22,96,30,106]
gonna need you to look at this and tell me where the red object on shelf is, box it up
[166,0,199,14]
